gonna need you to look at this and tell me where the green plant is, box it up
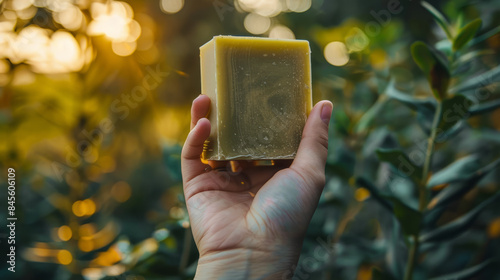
[352,2,500,279]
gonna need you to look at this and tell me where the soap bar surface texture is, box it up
[200,36,312,161]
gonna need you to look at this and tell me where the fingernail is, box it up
[193,94,203,102]
[320,102,333,125]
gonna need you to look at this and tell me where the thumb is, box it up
[291,100,332,187]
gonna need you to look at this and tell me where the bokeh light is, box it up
[111,181,132,202]
[269,25,295,39]
[160,0,184,14]
[112,41,137,56]
[57,250,73,265]
[345,27,369,52]
[324,41,350,66]
[87,0,141,57]
[244,13,271,35]
[58,225,73,241]
[286,0,312,13]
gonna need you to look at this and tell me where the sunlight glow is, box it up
[244,13,271,35]
[160,0,184,14]
[324,41,350,66]
[269,25,295,39]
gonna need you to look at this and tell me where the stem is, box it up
[421,101,443,210]
[404,236,419,280]
[403,101,442,280]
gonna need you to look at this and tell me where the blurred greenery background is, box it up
[1,0,500,279]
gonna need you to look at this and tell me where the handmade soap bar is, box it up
[200,36,312,161]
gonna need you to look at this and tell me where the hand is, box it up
[181,95,332,279]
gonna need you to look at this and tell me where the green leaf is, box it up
[469,99,500,116]
[420,191,500,243]
[382,195,422,236]
[376,149,423,183]
[437,95,473,132]
[427,158,500,210]
[411,42,450,100]
[429,59,451,101]
[354,95,389,133]
[468,25,500,47]
[451,65,500,93]
[453,18,482,51]
[429,259,496,280]
[421,1,453,39]
[455,50,495,67]
[427,155,480,188]
[355,177,393,212]
[411,42,435,75]
[385,80,436,114]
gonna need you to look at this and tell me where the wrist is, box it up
[195,246,301,280]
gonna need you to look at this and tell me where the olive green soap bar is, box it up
[200,36,312,161]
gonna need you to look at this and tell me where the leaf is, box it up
[356,177,393,212]
[421,1,453,39]
[411,42,435,75]
[420,191,500,243]
[429,60,451,101]
[382,195,422,236]
[438,95,473,132]
[362,127,398,157]
[411,42,450,100]
[469,99,500,116]
[355,95,389,133]
[385,80,436,115]
[451,65,500,93]
[453,18,482,51]
[468,25,500,47]
[427,155,480,188]
[455,49,495,66]
[429,259,496,280]
[384,80,437,133]
[376,149,423,183]
[427,158,500,210]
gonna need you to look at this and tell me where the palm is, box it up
[185,164,316,256]
[181,95,331,264]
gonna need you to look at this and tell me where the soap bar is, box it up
[200,36,312,161]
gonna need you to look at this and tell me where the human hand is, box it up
[181,95,332,279]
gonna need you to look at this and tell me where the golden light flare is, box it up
[238,0,283,17]
[72,198,97,217]
[111,181,132,203]
[160,0,185,14]
[489,217,500,238]
[324,41,350,66]
[112,41,137,57]
[87,0,142,57]
[78,222,119,252]
[354,188,371,202]
[78,239,94,252]
[57,250,73,265]
[58,225,73,241]
[0,60,10,73]
[244,13,271,35]
[286,0,312,13]
[269,25,295,39]
[91,246,122,267]
[54,4,84,31]
[10,0,33,11]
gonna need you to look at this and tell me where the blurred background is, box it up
[0,0,500,279]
